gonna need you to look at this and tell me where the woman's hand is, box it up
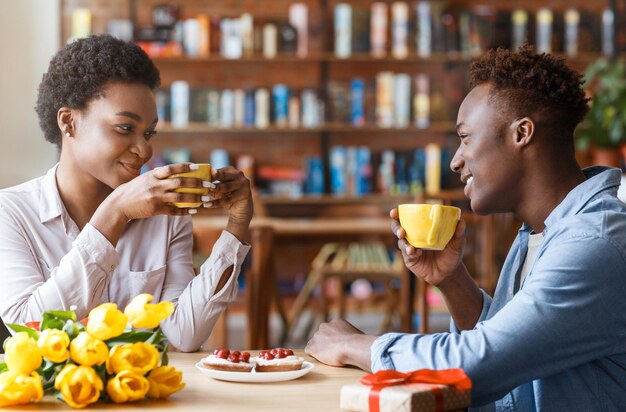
[109,163,210,220]
[205,166,253,243]
[390,207,466,287]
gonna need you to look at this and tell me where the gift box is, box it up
[340,369,471,412]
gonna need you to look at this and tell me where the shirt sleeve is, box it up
[0,206,120,323]
[371,235,626,406]
[158,218,251,352]
[448,288,492,333]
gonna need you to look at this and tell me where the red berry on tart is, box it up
[254,348,304,372]
[201,348,254,372]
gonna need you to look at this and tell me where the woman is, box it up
[0,34,253,352]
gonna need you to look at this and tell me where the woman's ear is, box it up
[513,117,534,147]
[57,107,74,138]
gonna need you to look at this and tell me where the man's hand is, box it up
[390,208,466,287]
[305,319,377,372]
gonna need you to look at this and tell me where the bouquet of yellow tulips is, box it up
[0,294,185,409]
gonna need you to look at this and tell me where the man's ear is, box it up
[57,107,75,138]
[512,117,534,147]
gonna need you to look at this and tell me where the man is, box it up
[305,45,626,411]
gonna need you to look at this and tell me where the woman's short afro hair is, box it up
[35,34,161,146]
[469,44,589,136]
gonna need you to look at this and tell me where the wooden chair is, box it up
[285,241,411,342]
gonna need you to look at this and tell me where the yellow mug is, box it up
[168,163,212,208]
[398,204,461,250]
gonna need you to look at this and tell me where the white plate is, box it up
[195,361,314,383]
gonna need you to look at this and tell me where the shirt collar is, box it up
[39,163,64,223]
[536,166,622,231]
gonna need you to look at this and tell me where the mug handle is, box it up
[427,204,442,246]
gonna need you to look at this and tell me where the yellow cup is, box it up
[398,204,461,250]
[168,163,212,208]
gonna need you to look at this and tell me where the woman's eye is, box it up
[116,124,132,133]
[144,130,157,140]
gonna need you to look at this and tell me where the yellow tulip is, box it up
[106,342,159,375]
[86,303,128,341]
[37,328,70,363]
[147,366,185,399]
[106,370,149,403]
[70,332,108,366]
[124,294,174,329]
[54,364,102,409]
[4,332,42,374]
[0,371,43,407]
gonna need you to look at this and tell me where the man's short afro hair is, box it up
[469,44,589,136]
[35,34,161,147]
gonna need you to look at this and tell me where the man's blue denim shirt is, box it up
[372,167,626,411]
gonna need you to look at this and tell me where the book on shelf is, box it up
[220,18,243,59]
[415,1,432,57]
[301,89,320,128]
[330,146,347,195]
[288,96,300,128]
[255,88,270,129]
[240,13,254,56]
[304,156,325,195]
[71,8,92,40]
[183,18,201,57]
[189,87,209,123]
[289,3,308,57]
[163,148,190,164]
[511,9,529,51]
[155,89,170,123]
[413,74,430,129]
[352,6,371,54]
[263,23,277,58]
[244,89,255,127]
[335,3,352,58]
[391,2,409,58]
[197,14,210,57]
[375,72,394,128]
[536,8,553,53]
[207,89,220,126]
[370,2,388,57]
[350,78,365,127]
[602,9,615,56]
[219,89,234,127]
[170,80,189,128]
[233,89,245,127]
[328,81,350,124]
[278,23,298,54]
[564,9,580,56]
[393,74,411,128]
[425,143,441,195]
[272,84,289,128]
[108,19,133,42]
[210,149,229,169]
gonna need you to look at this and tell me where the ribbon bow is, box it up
[360,369,471,412]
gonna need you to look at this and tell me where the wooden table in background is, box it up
[0,352,366,411]
[193,215,418,349]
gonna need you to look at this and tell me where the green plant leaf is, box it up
[104,331,155,347]
[161,343,169,367]
[41,310,77,331]
[5,323,40,340]
[0,362,7,374]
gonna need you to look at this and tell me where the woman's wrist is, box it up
[90,194,129,246]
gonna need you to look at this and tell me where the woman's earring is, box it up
[65,132,70,137]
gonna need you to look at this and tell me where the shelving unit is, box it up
[60,0,623,199]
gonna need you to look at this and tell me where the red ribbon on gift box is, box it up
[360,369,471,412]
